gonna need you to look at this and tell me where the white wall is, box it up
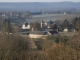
[22,24,30,29]
[29,34,47,38]
[63,29,68,32]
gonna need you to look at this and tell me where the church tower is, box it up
[41,19,44,30]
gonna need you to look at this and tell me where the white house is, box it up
[22,22,30,29]
[29,31,47,38]
[64,12,66,14]
[29,31,58,39]
[63,28,69,32]
[2,14,6,17]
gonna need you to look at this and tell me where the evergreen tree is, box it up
[30,21,41,31]
[62,19,69,28]
[72,17,80,31]
[51,24,57,30]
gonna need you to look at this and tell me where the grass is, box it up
[26,14,80,22]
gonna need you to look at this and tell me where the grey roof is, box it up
[29,31,47,35]
[44,28,53,32]
[48,31,58,35]
[29,31,58,35]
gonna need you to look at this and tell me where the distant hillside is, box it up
[0,2,80,11]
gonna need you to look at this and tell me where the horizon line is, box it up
[0,1,80,3]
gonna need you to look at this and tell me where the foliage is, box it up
[72,17,80,31]
[45,44,77,60]
[62,19,69,28]
[1,19,12,35]
[0,17,80,60]
[0,32,80,60]
[0,35,29,60]
[51,24,57,30]
[30,21,41,31]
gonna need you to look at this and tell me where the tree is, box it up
[62,19,69,28]
[72,17,80,31]
[51,24,57,30]
[0,35,29,60]
[45,44,76,60]
[2,19,12,35]
[30,21,41,31]
[72,17,78,28]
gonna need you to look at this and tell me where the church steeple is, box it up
[41,19,44,30]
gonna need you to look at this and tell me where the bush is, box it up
[0,35,29,60]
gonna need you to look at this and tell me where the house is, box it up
[64,12,66,14]
[41,20,54,29]
[29,31,58,39]
[44,29,53,32]
[48,31,58,35]
[63,28,76,32]
[22,22,30,29]
[29,31,47,38]
[70,29,76,32]
[63,28,69,32]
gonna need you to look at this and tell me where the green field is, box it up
[26,14,80,22]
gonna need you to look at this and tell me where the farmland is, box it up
[26,14,80,22]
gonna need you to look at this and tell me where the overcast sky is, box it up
[0,0,80,2]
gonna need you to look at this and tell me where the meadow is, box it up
[26,14,80,22]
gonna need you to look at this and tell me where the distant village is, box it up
[0,11,78,39]
[19,19,77,39]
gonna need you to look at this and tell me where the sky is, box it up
[0,0,80,2]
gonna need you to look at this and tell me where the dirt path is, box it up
[29,38,37,50]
